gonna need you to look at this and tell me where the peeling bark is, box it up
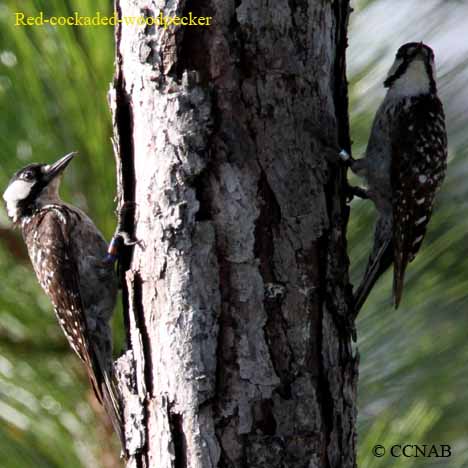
[110,0,358,467]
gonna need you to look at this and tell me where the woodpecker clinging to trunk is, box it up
[342,42,447,313]
[2,152,124,446]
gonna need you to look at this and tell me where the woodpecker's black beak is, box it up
[44,152,77,182]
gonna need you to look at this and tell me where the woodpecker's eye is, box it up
[21,170,34,181]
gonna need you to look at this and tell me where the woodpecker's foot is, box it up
[103,232,143,264]
[118,202,145,248]
[347,185,369,201]
[103,201,143,264]
[339,149,352,163]
[117,231,140,247]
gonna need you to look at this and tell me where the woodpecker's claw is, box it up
[338,149,369,202]
[339,149,351,162]
[103,232,143,264]
[346,185,370,202]
[118,231,142,247]
[103,201,144,264]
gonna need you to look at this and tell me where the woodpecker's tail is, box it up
[100,366,126,452]
[393,260,407,309]
[354,217,394,315]
[88,348,126,455]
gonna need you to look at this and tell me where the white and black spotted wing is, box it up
[23,208,103,398]
[392,95,447,306]
[22,206,124,447]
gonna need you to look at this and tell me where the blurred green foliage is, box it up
[0,0,119,466]
[349,2,468,467]
[0,0,467,467]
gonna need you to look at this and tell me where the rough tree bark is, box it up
[109,0,358,467]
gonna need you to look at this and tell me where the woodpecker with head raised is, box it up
[3,152,124,445]
[342,42,447,313]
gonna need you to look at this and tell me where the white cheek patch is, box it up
[3,180,33,202]
[389,58,430,96]
[3,180,34,221]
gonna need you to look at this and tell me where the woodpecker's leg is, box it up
[339,149,370,175]
[348,185,370,200]
[103,236,123,264]
[104,202,141,265]
[339,150,371,202]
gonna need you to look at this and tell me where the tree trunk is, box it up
[109,0,358,467]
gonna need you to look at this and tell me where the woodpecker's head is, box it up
[384,42,436,96]
[3,152,76,223]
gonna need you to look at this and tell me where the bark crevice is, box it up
[168,408,188,468]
